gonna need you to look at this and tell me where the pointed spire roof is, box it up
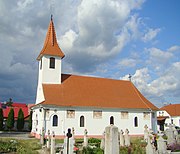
[37,16,65,60]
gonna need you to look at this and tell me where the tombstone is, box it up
[119,129,125,146]
[46,130,50,149]
[146,136,156,154]
[83,129,88,147]
[104,125,119,154]
[157,133,167,154]
[144,125,149,142]
[63,128,74,154]
[124,129,130,146]
[40,127,45,145]
[177,134,180,144]
[166,124,176,145]
[100,131,105,149]
[50,131,55,154]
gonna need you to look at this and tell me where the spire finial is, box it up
[51,14,53,21]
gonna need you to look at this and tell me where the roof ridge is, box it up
[130,82,152,110]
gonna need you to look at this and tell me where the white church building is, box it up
[31,17,158,139]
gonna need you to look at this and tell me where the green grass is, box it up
[0,138,41,154]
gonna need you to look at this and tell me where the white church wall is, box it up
[32,106,156,137]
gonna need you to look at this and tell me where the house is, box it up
[31,16,158,139]
[1,102,30,130]
[157,104,180,131]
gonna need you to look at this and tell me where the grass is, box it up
[0,138,41,154]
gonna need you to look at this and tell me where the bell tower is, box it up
[37,15,65,85]
[36,16,65,104]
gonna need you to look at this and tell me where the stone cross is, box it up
[100,131,105,149]
[104,125,119,154]
[144,125,149,142]
[146,136,156,154]
[157,133,167,154]
[166,124,176,145]
[119,129,125,146]
[50,131,55,154]
[124,129,130,146]
[83,129,88,147]
[46,129,50,149]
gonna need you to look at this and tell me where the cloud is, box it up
[118,58,137,68]
[142,28,161,42]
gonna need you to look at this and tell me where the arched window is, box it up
[49,57,55,69]
[80,116,85,127]
[134,117,138,127]
[110,116,114,125]
[52,115,58,126]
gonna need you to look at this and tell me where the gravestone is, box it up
[146,136,156,154]
[63,128,74,154]
[124,129,130,146]
[100,131,105,149]
[166,124,176,145]
[144,125,149,142]
[104,125,119,154]
[50,131,55,154]
[157,133,167,154]
[119,129,125,146]
[83,129,88,147]
[46,130,50,149]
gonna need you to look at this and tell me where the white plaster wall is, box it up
[33,107,156,136]
[38,55,61,84]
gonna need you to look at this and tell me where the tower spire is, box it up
[37,17,65,60]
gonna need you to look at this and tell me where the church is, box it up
[31,17,158,139]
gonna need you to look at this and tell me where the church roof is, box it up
[37,16,65,60]
[40,74,158,110]
[160,104,180,116]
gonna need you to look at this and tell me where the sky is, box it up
[0,0,179,108]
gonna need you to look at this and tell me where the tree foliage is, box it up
[6,108,14,130]
[17,108,24,131]
[6,98,13,107]
[28,111,33,131]
[0,108,4,130]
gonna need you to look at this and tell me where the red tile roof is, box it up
[3,107,29,120]
[40,74,158,110]
[37,17,65,60]
[11,103,27,108]
[160,104,180,116]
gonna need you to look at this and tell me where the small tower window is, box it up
[50,57,55,69]
[134,117,138,127]
[52,115,58,126]
[40,59,42,70]
[80,116,85,127]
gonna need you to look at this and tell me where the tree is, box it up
[28,111,33,131]
[17,108,24,131]
[6,98,13,107]
[0,108,4,130]
[6,108,14,130]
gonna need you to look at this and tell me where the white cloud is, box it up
[167,45,180,52]
[142,28,161,42]
[118,58,137,68]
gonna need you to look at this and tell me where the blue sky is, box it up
[0,0,179,107]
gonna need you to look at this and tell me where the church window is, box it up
[93,110,102,119]
[121,111,129,119]
[80,116,85,127]
[134,117,138,127]
[110,116,114,125]
[49,57,55,69]
[67,110,75,118]
[52,115,58,126]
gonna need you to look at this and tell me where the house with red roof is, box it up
[157,104,180,131]
[31,16,158,139]
[1,102,31,131]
